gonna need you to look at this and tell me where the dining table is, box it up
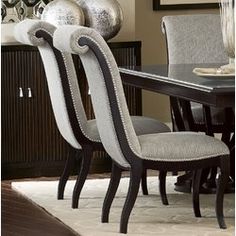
[119,63,235,192]
[120,64,234,108]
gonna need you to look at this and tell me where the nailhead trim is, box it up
[32,25,100,143]
[75,34,141,158]
[61,52,100,142]
[72,30,229,163]
[30,26,82,148]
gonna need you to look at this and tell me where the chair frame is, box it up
[75,35,229,233]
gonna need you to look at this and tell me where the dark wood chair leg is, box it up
[120,162,142,234]
[221,107,234,147]
[57,148,78,200]
[216,156,230,229]
[72,146,93,209]
[159,171,168,205]
[229,134,235,180]
[102,162,122,223]
[192,169,202,217]
[141,168,148,195]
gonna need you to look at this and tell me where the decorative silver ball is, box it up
[75,0,123,40]
[41,0,84,27]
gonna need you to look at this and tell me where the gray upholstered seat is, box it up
[14,19,170,208]
[139,132,228,162]
[130,116,170,135]
[87,116,170,141]
[162,14,232,128]
[53,24,230,234]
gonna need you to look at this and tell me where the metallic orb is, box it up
[75,0,123,40]
[41,0,84,27]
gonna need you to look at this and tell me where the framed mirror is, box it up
[153,0,219,10]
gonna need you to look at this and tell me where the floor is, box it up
[1,171,157,236]
[2,179,80,236]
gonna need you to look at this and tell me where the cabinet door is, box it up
[2,49,24,165]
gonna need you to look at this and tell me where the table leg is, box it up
[175,105,235,194]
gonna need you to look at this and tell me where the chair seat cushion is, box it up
[138,132,229,162]
[130,116,170,135]
[87,116,171,141]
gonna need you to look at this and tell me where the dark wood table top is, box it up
[119,64,235,108]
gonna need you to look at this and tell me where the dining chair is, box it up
[161,14,235,192]
[14,19,171,208]
[53,24,230,234]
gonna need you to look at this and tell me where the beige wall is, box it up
[91,0,219,122]
[110,0,136,42]
[135,0,219,122]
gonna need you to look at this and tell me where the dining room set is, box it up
[2,0,235,234]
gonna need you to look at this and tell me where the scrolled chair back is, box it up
[14,19,95,149]
[53,25,142,168]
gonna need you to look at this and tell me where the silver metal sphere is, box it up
[75,0,123,40]
[41,0,84,27]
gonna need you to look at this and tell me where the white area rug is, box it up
[12,177,234,236]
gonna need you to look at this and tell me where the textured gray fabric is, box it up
[87,116,170,141]
[14,20,97,143]
[14,19,55,47]
[80,50,132,167]
[54,25,142,167]
[162,14,228,64]
[39,46,82,148]
[130,116,170,135]
[138,132,229,162]
[15,20,172,158]
[60,52,95,141]
[14,20,81,149]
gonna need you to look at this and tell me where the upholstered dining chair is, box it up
[162,14,235,191]
[53,25,230,234]
[14,19,171,208]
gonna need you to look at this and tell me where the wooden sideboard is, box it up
[1,41,142,179]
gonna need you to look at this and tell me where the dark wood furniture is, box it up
[1,41,142,180]
[120,64,234,108]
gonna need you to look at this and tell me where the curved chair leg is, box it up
[159,171,168,205]
[57,148,78,200]
[192,169,202,217]
[102,162,122,223]
[216,156,230,229]
[120,163,142,234]
[72,146,93,209]
[141,168,148,195]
